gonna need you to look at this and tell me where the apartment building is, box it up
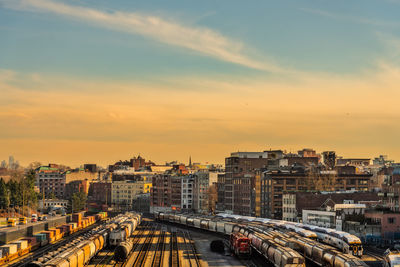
[181,175,194,211]
[36,165,66,199]
[224,151,281,214]
[111,180,152,207]
[150,174,181,213]
[193,171,220,213]
[262,166,373,219]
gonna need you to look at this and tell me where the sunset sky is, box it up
[1,0,400,167]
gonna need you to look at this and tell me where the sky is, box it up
[1,0,400,167]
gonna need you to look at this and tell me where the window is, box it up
[389,217,396,224]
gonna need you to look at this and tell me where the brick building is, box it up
[262,166,373,219]
[65,179,89,200]
[88,181,112,205]
[224,151,282,215]
[150,174,182,213]
[365,209,400,244]
[36,165,66,199]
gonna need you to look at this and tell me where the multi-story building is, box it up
[380,167,400,212]
[282,191,379,222]
[171,176,182,210]
[88,181,112,205]
[262,166,373,219]
[216,173,225,212]
[150,174,182,213]
[65,179,89,200]
[224,151,280,215]
[364,209,400,244]
[151,174,171,213]
[193,171,220,213]
[111,180,152,208]
[36,165,66,199]
[181,175,194,211]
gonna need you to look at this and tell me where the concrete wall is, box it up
[0,215,71,245]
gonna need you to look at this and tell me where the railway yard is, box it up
[88,220,205,267]
[0,211,389,267]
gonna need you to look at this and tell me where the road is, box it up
[0,215,65,233]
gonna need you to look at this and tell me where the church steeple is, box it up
[189,156,192,167]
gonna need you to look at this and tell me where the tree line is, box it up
[0,170,38,211]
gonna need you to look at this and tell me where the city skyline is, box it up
[1,0,400,166]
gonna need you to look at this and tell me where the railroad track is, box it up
[365,251,385,261]
[180,230,201,267]
[92,249,116,267]
[112,221,204,267]
[6,221,103,267]
[171,231,180,267]
[151,229,166,266]
[116,222,155,267]
[132,225,157,266]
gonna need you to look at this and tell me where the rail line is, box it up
[92,249,116,267]
[6,221,102,267]
[111,222,204,267]
[151,229,166,266]
[171,230,180,267]
[180,230,201,267]
[132,225,157,266]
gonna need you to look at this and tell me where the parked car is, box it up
[31,214,38,223]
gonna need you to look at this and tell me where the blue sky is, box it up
[1,0,400,166]
[1,0,399,78]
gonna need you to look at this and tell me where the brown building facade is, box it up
[150,174,181,213]
[262,168,373,219]
[88,181,112,205]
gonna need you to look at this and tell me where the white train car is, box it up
[217,213,363,257]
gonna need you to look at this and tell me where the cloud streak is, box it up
[1,0,278,71]
[300,7,400,28]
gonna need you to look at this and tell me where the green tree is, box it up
[23,170,38,210]
[48,192,57,200]
[7,180,22,207]
[71,191,87,213]
[0,178,10,209]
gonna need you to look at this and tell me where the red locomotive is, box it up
[230,232,251,257]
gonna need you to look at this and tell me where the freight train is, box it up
[155,212,305,267]
[384,249,400,267]
[25,212,141,267]
[0,212,108,265]
[155,212,368,267]
[218,213,363,257]
[229,232,251,257]
[109,213,141,246]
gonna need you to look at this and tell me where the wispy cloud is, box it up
[300,7,400,27]
[0,0,279,71]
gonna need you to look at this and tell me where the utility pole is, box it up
[43,190,45,214]
[105,186,108,206]
[22,177,25,218]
